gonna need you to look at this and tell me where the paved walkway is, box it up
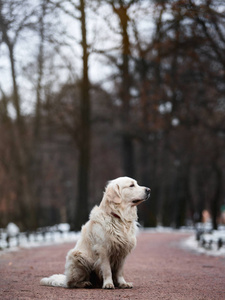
[0,232,225,300]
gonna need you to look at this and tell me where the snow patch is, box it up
[181,234,225,257]
[6,223,20,236]
[0,223,80,255]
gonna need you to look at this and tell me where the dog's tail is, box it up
[40,274,67,287]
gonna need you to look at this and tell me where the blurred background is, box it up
[0,0,224,232]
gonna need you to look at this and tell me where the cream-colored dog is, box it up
[40,177,150,289]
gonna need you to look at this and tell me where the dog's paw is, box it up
[103,282,115,289]
[118,282,133,289]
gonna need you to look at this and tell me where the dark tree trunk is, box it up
[74,0,90,230]
[34,0,46,138]
[211,164,222,230]
[113,3,135,178]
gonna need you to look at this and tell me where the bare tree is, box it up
[46,0,91,229]
[105,0,138,177]
[0,0,40,229]
[75,0,91,229]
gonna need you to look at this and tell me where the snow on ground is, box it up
[180,223,225,257]
[181,234,225,257]
[6,223,20,236]
[1,223,225,257]
[143,225,225,257]
[0,223,80,255]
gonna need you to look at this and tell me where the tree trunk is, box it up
[0,4,36,229]
[74,0,90,230]
[34,0,46,138]
[113,3,135,177]
[211,164,222,230]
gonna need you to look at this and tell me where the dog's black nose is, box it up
[146,188,151,194]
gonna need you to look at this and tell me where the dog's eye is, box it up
[130,183,135,187]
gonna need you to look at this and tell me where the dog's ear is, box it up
[112,184,121,204]
[105,183,121,204]
[100,182,122,214]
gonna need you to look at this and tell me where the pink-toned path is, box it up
[0,232,225,300]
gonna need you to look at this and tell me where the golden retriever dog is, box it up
[40,176,151,289]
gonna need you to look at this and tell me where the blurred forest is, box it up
[0,0,225,231]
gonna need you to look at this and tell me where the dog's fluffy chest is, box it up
[107,223,136,256]
[89,206,137,255]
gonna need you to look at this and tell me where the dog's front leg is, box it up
[116,258,133,289]
[99,252,114,289]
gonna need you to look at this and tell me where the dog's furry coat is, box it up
[40,177,150,289]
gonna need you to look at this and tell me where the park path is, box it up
[0,231,225,300]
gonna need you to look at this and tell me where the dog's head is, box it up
[100,177,151,222]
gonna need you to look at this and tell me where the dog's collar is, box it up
[111,212,121,220]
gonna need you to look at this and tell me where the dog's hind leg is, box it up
[65,249,93,288]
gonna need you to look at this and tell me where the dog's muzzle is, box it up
[145,188,151,200]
